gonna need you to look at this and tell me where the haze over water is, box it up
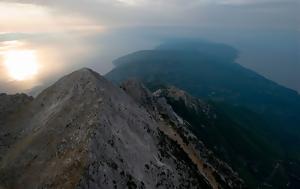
[0,0,299,93]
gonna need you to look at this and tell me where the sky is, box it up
[0,0,299,94]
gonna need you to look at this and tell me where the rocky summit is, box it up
[0,68,243,189]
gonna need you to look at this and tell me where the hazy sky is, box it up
[0,0,299,94]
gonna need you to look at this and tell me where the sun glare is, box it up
[3,50,39,81]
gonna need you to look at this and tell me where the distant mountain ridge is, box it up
[107,40,300,134]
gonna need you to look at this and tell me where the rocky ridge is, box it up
[0,68,243,189]
[121,80,244,188]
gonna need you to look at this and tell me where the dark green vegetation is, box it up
[106,39,300,188]
[161,90,289,188]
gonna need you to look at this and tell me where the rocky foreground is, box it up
[0,68,243,189]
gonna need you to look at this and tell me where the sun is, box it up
[3,50,39,81]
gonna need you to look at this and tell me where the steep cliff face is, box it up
[0,68,244,189]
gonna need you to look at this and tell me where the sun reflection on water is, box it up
[3,50,39,81]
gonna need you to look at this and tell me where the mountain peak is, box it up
[35,68,114,104]
[76,67,93,72]
[69,67,100,79]
[58,67,103,84]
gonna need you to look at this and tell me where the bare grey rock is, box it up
[154,86,214,118]
[0,68,216,189]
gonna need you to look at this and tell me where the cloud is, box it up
[218,0,298,6]
[3,0,297,30]
[0,2,105,34]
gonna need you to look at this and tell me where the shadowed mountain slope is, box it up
[154,87,297,188]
